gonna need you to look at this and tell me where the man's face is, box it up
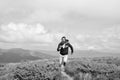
[61,38,66,42]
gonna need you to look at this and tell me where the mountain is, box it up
[0,48,54,63]
[73,50,120,58]
[40,49,120,58]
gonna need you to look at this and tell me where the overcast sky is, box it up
[0,0,120,51]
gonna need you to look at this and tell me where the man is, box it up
[57,36,74,68]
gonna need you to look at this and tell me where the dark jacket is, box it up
[57,41,74,55]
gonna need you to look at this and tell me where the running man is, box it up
[57,36,74,68]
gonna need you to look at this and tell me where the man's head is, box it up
[61,36,66,42]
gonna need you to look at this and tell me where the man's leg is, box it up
[60,55,65,67]
[59,55,62,66]
[63,55,68,66]
[59,55,65,71]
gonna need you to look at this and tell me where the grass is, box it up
[0,57,120,80]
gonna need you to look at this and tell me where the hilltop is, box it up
[0,48,54,63]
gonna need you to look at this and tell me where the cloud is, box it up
[24,10,63,23]
[0,23,64,44]
[0,0,120,24]
[76,26,120,50]
[0,0,120,51]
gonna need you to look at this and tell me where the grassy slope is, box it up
[0,57,120,80]
[0,48,54,63]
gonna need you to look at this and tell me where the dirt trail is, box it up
[61,71,73,80]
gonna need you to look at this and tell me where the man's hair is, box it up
[61,36,66,39]
[66,39,69,42]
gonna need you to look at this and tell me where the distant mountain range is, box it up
[0,48,119,63]
[0,48,54,63]
[73,50,120,58]
[40,49,120,58]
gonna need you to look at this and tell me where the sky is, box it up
[0,0,120,52]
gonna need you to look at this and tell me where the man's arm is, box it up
[57,43,61,51]
[68,43,74,54]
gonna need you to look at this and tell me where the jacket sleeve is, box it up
[57,43,61,51]
[68,43,74,53]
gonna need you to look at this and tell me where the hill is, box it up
[40,50,120,58]
[73,50,120,57]
[0,48,54,63]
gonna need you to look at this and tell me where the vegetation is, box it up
[65,57,120,80]
[0,57,120,80]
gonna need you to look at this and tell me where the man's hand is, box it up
[57,48,60,51]
[71,52,73,55]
